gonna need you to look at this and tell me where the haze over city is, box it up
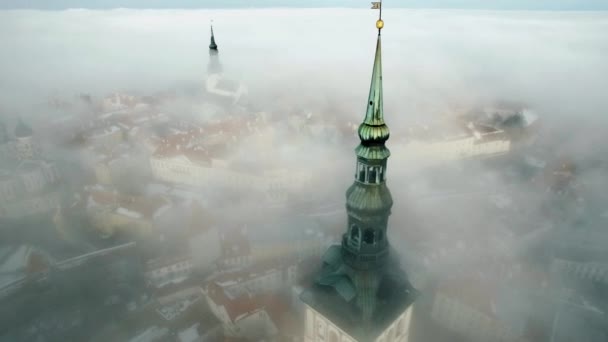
[0,1,607,342]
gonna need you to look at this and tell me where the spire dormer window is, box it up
[368,167,377,184]
[350,225,361,248]
[357,163,366,182]
[363,228,375,245]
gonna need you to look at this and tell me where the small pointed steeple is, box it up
[209,24,218,52]
[207,23,222,75]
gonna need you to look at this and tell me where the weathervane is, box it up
[371,1,384,34]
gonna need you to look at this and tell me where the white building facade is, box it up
[304,304,414,342]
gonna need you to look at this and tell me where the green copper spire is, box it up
[301,4,419,340]
[344,11,392,271]
[360,35,387,136]
[356,21,390,161]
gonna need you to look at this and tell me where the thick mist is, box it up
[1,7,607,342]
[2,9,607,117]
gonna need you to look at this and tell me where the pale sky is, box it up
[1,0,607,10]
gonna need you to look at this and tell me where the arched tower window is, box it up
[350,225,361,245]
[357,163,366,182]
[368,166,377,184]
[363,228,375,244]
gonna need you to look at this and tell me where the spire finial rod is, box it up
[371,1,384,35]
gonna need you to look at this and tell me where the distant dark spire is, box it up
[207,23,223,74]
[15,118,33,138]
[209,24,218,52]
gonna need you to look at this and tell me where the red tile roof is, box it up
[152,129,212,165]
[206,283,261,322]
[206,282,290,325]
[86,188,171,220]
[211,259,289,287]
[119,195,170,219]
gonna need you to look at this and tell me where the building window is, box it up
[350,225,360,245]
[368,167,377,184]
[357,163,366,182]
[363,228,375,244]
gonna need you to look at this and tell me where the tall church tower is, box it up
[204,23,248,106]
[208,24,223,75]
[300,4,418,342]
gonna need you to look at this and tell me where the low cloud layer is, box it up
[1,9,607,120]
[1,7,607,340]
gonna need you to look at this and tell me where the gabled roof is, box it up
[152,130,212,165]
[206,283,260,322]
[85,187,171,220]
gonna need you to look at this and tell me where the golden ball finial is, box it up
[376,19,384,30]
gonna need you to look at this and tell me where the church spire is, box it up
[207,22,222,74]
[209,24,218,52]
[356,9,390,161]
[361,24,387,134]
[300,3,418,340]
[343,1,392,271]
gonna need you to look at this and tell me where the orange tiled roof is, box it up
[206,282,291,325]
[206,283,260,322]
[152,129,213,164]
[87,188,171,219]
[119,195,170,219]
